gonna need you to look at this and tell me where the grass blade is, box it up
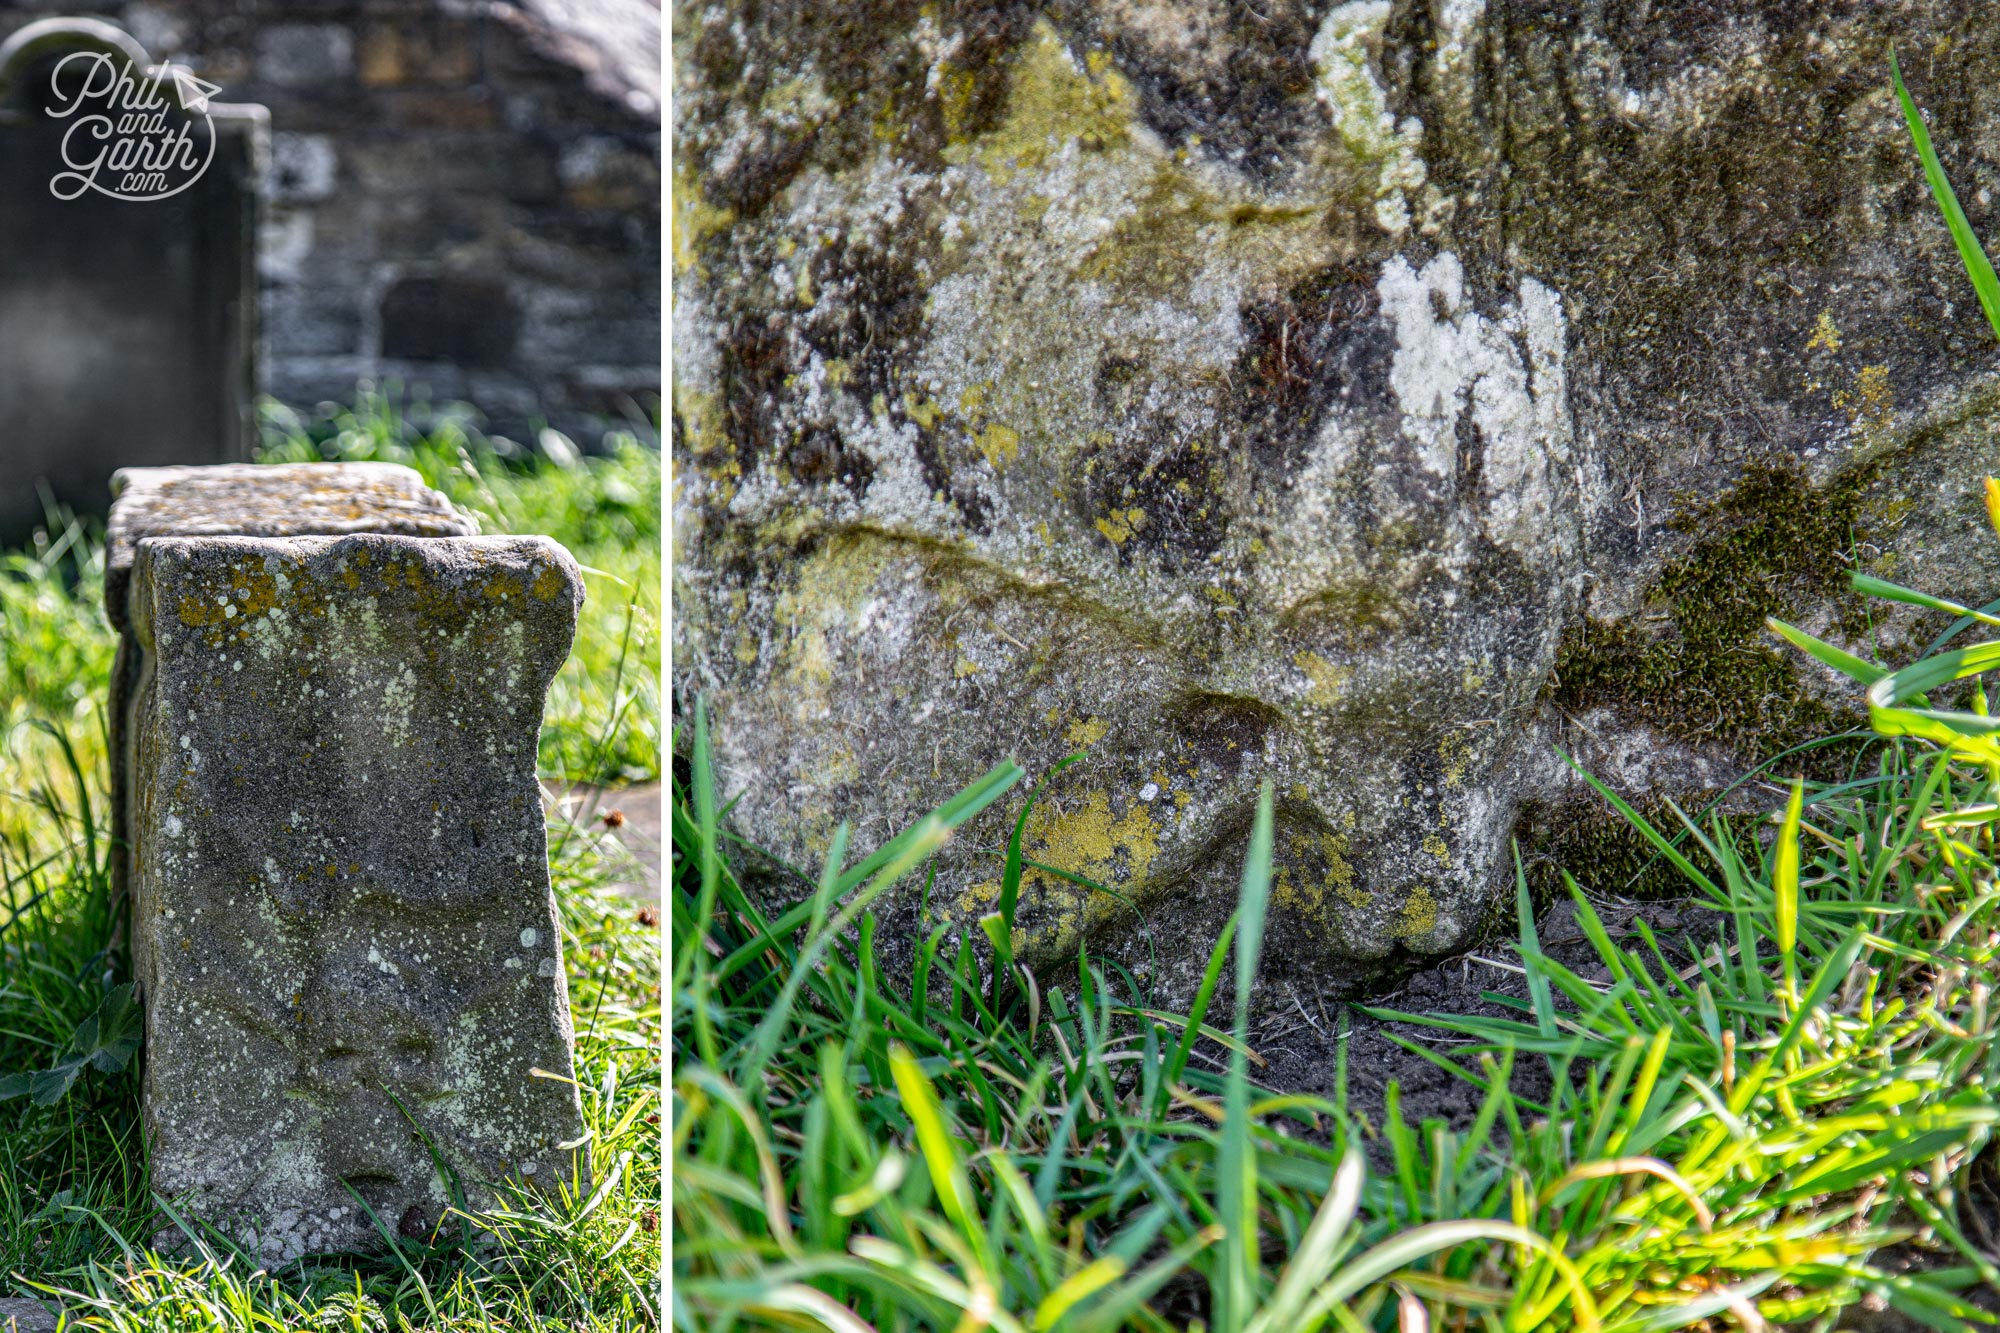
[1217,782,1275,1333]
[1893,49,2000,341]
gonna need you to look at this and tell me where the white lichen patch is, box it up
[1310,1,1427,234]
[1375,251,1580,569]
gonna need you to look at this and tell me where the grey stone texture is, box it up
[673,1,2000,1004]
[105,463,476,925]
[128,532,586,1259]
[0,1299,57,1333]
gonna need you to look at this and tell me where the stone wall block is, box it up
[128,532,586,1259]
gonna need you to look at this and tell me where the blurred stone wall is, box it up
[2,0,661,440]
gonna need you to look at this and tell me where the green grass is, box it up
[0,390,662,1329]
[671,66,2000,1330]
[673,689,2000,1330]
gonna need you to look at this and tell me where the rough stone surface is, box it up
[673,1,2000,1004]
[106,463,477,925]
[107,464,477,632]
[129,533,585,1260]
[0,1299,56,1333]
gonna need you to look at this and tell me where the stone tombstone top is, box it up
[105,463,477,630]
[128,532,586,1259]
[0,17,266,545]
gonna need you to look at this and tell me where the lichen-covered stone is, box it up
[106,464,476,631]
[129,533,585,1260]
[674,0,2000,1002]
[105,463,477,931]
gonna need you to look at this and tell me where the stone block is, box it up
[0,1299,57,1333]
[105,464,476,938]
[128,533,587,1259]
[106,464,474,634]
[255,24,353,87]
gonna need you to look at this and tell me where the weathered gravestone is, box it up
[674,0,2000,1006]
[105,463,477,923]
[0,17,265,544]
[126,531,587,1258]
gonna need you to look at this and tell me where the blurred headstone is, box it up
[0,18,266,544]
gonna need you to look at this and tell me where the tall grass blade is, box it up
[1217,782,1275,1333]
[1893,49,2000,341]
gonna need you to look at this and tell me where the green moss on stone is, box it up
[1549,460,1869,763]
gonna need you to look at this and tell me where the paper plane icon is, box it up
[169,66,221,114]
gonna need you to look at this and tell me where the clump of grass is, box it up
[673,670,2000,1329]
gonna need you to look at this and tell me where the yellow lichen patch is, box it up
[1064,715,1108,748]
[954,655,980,679]
[1461,659,1489,693]
[957,879,1001,917]
[174,564,283,629]
[934,63,979,142]
[950,22,1133,182]
[1396,885,1440,939]
[1852,364,1893,437]
[1273,830,1367,926]
[529,565,566,601]
[822,744,861,784]
[1806,310,1841,353]
[1096,508,1146,544]
[1438,731,1474,789]
[672,161,735,277]
[1006,790,1161,954]
[902,392,943,430]
[1294,650,1350,706]
[976,423,1021,470]
[1829,364,1895,442]
[1421,833,1451,867]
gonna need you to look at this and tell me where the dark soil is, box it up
[1255,898,1712,1138]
